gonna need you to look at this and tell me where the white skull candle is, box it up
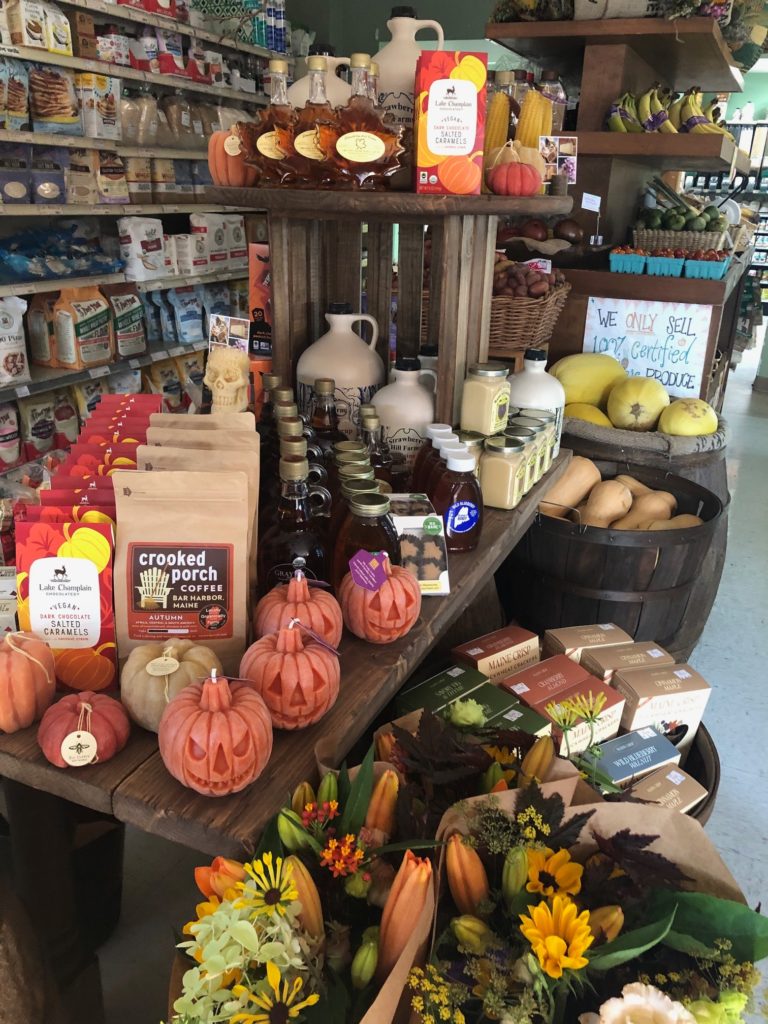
[204,347,251,413]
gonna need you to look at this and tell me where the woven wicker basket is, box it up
[420,283,571,355]
[633,228,727,251]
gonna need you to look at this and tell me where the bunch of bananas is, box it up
[515,88,554,150]
[607,85,735,140]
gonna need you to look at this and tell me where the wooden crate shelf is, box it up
[565,132,751,174]
[486,17,743,93]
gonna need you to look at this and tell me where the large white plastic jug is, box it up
[376,6,444,129]
[507,348,566,457]
[287,55,352,107]
[372,356,435,471]
[296,304,383,437]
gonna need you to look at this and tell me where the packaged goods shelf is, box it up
[50,0,283,60]
[0,272,126,298]
[0,203,252,216]
[133,267,247,292]
[0,338,208,405]
[0,128,207,160]
[0,43,268,105]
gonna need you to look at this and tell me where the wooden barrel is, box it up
[501,463,725,660]
[561,426,730,661]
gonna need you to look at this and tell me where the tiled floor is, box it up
[99,346,768,1024]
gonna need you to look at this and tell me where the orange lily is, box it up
[364,770,399,838]
[285,855,324,939]
[446,833,490,916]
[194,856,247,900]
[377,850,432,980]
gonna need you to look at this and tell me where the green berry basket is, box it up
[633,227,727,250]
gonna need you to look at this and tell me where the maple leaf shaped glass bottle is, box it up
[281,55,337,188]
[317,53,404,190]
[241,58,296,185]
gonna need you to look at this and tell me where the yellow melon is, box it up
[607,378,670,432]
[564,403,612,427]
[550,353,627,408]
[658,398,718,436]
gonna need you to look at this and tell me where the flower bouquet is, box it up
[424,780,768,1024]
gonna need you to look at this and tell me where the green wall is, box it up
[725,73,768,121]
[288,0,496,57]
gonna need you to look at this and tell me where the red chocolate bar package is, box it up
[16,520,116,692]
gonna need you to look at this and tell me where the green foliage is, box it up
[339,746,374,836]
[646,890,768,964]
[587,910,677,972]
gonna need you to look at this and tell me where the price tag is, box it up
[0,43,21,58]
[15,385,30,398]
[151,350,166,362]
[524,257,552,274]
[169,346,185,357]
[89,365,110,378]
[128,359,141,369]
[581,192,602,213]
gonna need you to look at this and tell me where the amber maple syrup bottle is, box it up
[258,456,332,595]
[248,59,296,185]
[309,377,346,458]
[285,56,336,188]
[332,492,401,591]
[317,53,404,189]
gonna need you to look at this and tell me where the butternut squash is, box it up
[646,514,703,530]
[539,456,601,518]
[581,480,632,528]
[611,491,677,530]
[615,474,652,498]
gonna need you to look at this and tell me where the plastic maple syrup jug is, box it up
[372,356,435,473]
[287,51,352,107]
[375,6,444,130]
[296,303,383,438]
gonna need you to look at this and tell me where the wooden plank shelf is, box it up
[207,186,574,221]
[0,203,250,217]
[566,132,751,174]
[486,17,743,93]
[106,451,572,858]
[564,252,750,305]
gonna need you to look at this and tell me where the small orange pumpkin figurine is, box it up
[240,622,340,730]
[158,669,273,797]
[54,643,116,693]
[339,556,421,644]
[208,128,259,187]
[38,691,130,767]
[0,632,56,734]
[253,570,343,648]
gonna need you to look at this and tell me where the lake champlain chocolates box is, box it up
[580,727,681,787]
[627,765,708,814]
[395,664,489,717]
[452,623,539,683]
[543,623,633,662]
[612,663,711,753]
[581,642,674,683]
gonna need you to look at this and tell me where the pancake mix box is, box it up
[414,51,487,195]
[627,765,708,813]
[543,622,633,662]
[612,663,711,754]
[581,642,674,683]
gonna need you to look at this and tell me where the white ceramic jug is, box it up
[372,356,435,471]
[376,6,444,129]
[287,55,352,107]
[296,304,383,437]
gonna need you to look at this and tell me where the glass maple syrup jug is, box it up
[296,303,383,437]
[240,58,296,185]
[316,53,404,189]
[287,49,352,107]
[284,55,336,188]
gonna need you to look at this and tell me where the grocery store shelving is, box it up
[567,132,751,175]
[52,0,285,60]
[0,42,268,105]
[1,203,252,216]
[0,267,248,298]
[0,128,207,160]
[1,338,208,405]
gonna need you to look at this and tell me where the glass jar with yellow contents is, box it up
[504,425,536,493]
[508,416,547,484]
[460,362,510,436]
[479,436,527,510]
[457,431,486,475]
[518,408,556,473]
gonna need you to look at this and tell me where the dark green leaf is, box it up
[374,838,444,856]
[646,890,768,964]
[303,969,351,1024]
[337,763,352,810]
[548,808,596,848]
[253,815,283,860]
[588,910,676,971]
[339,745,375,835]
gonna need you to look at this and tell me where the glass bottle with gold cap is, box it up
[317,53,404,189]
[257,372,282,440]
[309,377,346,456]
[360,413,394,491]
[242,58,296,185]
[286,55,336,188]
[258,455,331,594]
[332,491,401,590]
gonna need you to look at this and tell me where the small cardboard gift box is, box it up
[452,623,539,682]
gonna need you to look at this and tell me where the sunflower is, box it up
[526,847,583,898]
[520,895,594,979]
[237,852,298,918]
[231,962,319,1024]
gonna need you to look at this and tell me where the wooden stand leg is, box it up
[3,781,104,1023]
[396,222,426,359]
[366,222,395,367]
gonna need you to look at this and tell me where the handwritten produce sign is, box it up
[582,297,712,397]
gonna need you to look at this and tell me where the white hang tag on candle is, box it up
[146,655,181,676]
[61,731,98,767]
